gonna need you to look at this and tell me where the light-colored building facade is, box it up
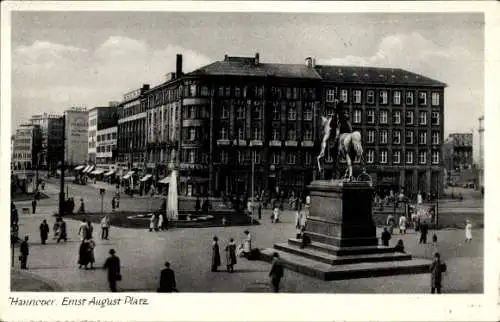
[64,107,89,166]
[96,126,117,165]
[12,124,42,170]
[87,104,118,164]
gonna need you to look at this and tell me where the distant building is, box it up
[443,133,473,171]
[116,84,150,173]
[64,107,89,166]
[30,113,64,171]
[478,116,484,188]
[12,124,42,170]
[96,126,117,165]
[87,104,118,164]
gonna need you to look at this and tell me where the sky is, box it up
[11,11,484,158]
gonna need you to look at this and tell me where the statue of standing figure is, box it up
[317,100,365,181]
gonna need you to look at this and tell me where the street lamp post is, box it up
[58,115,66,216]
[100,188,105,219]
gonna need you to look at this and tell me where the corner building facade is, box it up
[144,53,446,198]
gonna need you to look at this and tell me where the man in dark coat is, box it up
[32,198,37,214]
[19,236,29,269]
[381,227,391,246]
[57,218,67,243]
[430,252,445,294]
[39,220,49,245]
[158,262,177,292]
[419,220,429,244]
[103,249,121,292]
[269,252,284,292]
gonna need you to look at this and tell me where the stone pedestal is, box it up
[260,180,432,281]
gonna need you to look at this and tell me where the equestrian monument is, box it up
[260,101,432,281]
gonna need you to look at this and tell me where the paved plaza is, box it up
[11,181,483,293]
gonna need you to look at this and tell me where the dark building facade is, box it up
[143,53,446,198]
[315,64,446,197]
[30,113,64,171]
[443,133,473,171]
[117,84,150,171]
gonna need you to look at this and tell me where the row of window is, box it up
[97,132,117,142]
[353,110,440,125]
[365,130,441,145]
[365,150,440,165]
[325,89,441,107]
[119,102,144,119]
[96,144,116,153]
[217,126,313,141]
[12,153,32,160]
[220,104,315,121]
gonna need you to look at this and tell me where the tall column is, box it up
[399,170,405,191]
[426,169,432,195]
[412,169,418,194]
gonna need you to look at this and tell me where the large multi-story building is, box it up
[30,113,64,171]
[116,84,150,172]
[96,126,117,165]
[12,124,42,170]
[64,107,89,166]
[142,53,445,198]
[87,104,118,164]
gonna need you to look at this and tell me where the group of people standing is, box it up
[211,230,252,273]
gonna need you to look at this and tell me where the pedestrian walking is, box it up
[432,233,438,247]
[78,219,88,241]
[88,239,96,269]
[158,212,164,231]
[149,214,156,232]
[419,221,429,244]
[272,206,280,223]
[211,236,221,272]
[111,197,116,212]
[158,262,177,292]
[465,219,473,243]
[269,252,284,293]
[78,198,85,214]
[86,221,94,240]
[399,214,407,235]
[53,218,60,240]
[225,238,237,273]
[381,227,391,246]
[195,197,201,214]
[39,220,49,245]
[31,198,37,214]
[430,252,446,294]
[57,218,67,243]
[103,249,121,292]
[242,230,252,258]
[19,236,30,269]
[101,215,110,240]
[78,240,90,269]
[386,214,395,234]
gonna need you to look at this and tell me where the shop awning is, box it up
[140,174,152,182]
[122,171,135,180]
[84,165,95,173]
[81,165,90,173]
[74,165,85,171]
[158,175,170,184]
[104,170,116,177]
[91,168,105,175]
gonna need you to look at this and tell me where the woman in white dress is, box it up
[399,215,407,235]
[465,219,472,243]
[273,207,280,223]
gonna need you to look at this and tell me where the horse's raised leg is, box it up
[317,156,322,173]
[345,154,353,181]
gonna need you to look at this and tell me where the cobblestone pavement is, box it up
[11,182,483,293]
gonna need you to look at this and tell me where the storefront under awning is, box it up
[91,168,105,175]
[122,171,135,180]
[140,174,152,182]
[84,165,95,174]
[158,175,171,184]
[104,170,116,177]
[74,165,85,171]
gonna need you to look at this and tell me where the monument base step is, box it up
[287,238,397,256]
[274,243,412,265]
[259,248,432,281]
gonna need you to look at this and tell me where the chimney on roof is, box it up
[165,72,176,82]
[312,58,316,68]
[305,57,312,68]
[141,84,150,93]
[224,54,229,61]
[176,54,183,78]
[255,52,260,65]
